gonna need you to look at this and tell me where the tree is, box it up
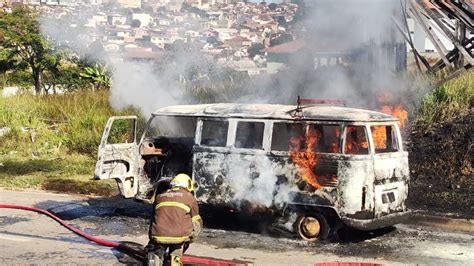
[270,33,293,46]
[247,43,265,58]
[268,3,278,10]
[80,63,111,91]
[0,7,60,95]
[132,19,141,28]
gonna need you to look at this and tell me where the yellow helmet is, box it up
[171,173,194,192]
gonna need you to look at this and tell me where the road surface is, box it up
[1,189,473,265]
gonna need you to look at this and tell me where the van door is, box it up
[193,118,231,204]
[339,124,376,218]
[369,124,409,218]
[94,116,139,198]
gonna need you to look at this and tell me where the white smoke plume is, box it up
[110,61,181,116]
[226,154,291,208]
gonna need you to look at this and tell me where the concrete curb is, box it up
[403,212,474,233]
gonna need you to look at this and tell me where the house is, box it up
[104,42,121,52]
[185,30,200,39]
[265,39,308,74]
[158,18,172,26]
[151,35,174,49]
[221,58,265,75]
[86,13,107,28]
[132,13,153,28]
[225,36,250,50]
[214,28,238,41]
[107,13,127,26]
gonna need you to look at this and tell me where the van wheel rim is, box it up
[298,217,321,240]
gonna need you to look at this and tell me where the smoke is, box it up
[303,0,406,106]
[226,154,291,208]
[236,0,407,108]
[110,61,181,116]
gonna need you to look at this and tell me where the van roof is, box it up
[153,103,397,122]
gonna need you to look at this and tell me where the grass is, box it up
[0,153,117,196]
[0,90,142,196]
[414,69,473,127]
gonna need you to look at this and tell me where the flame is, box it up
[344,126,368,154]
[380,104,408,128]
[371,126,387,149]
[289,127,337,189]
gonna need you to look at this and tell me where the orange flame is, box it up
[380,104,408,128]
[371,126,388,149]
[344,126,368,154]
[289,127,337,189]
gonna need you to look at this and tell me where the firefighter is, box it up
[147,173,202,266]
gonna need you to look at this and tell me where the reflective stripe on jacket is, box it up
[150,187,202,244]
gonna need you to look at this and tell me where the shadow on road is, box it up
[33,197,152,221]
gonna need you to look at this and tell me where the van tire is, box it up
[295,213,330,242]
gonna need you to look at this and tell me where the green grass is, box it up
[0,90,143,156]
[414,69,473,126]
[0,153,117,195]
[0,90,142,195]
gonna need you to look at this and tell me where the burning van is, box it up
[94,99,411,241]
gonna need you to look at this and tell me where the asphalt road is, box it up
[1,189,473,265]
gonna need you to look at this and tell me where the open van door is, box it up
[94,116,139,198]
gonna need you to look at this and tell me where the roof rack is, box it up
[290,96,347,118]
[297,96,347,107]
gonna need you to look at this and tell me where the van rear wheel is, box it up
[295,213,330,241]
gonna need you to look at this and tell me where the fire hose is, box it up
[0,203,143,257]
[0,203,242,266]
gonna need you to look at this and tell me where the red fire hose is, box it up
[0,203,243,266]
[0,203,120,247]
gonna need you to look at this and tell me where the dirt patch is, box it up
[42,178,118,197]
[408,112,473,217]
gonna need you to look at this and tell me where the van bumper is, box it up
[341,210,412,230]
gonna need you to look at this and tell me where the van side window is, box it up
[344,126,369,155]
[271,123,305,151]
[147,116,196,138]
[201,120,228,147]
[235,121,264,149]
[371,125,399,153]
[308,124,341,153]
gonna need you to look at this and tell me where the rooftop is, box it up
[153,103,397,122]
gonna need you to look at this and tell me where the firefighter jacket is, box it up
[150,187,202,244]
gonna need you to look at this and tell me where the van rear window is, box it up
[235,121,264,149]
[371,125,399,153]
[201,120,228,147]
[344,126,369,155]
[271,123,305,151]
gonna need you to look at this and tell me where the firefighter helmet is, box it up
[171,173,194,192]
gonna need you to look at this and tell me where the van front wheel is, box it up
[295,213,330,241]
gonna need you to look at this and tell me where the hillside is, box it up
[408,69,473,217]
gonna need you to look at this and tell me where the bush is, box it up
[414,69,473,126]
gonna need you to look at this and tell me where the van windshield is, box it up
[145,115,197,139]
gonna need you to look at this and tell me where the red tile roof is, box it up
[265,39,306,54]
